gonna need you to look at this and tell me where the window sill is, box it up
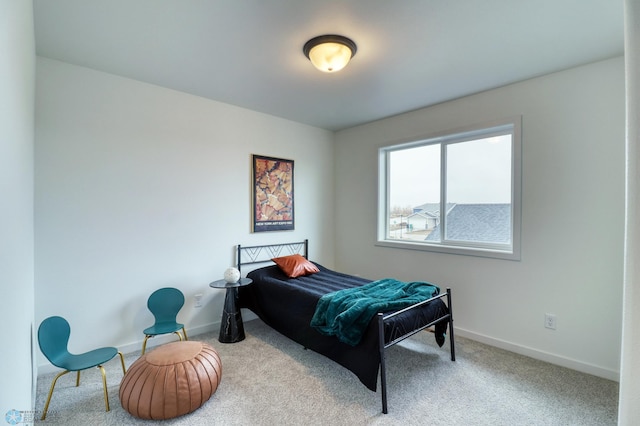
[375,239,521,261]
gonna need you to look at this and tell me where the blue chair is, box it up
[141,287,188,354]
[37,316,126,420]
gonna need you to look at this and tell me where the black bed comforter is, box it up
[238,262,449,392]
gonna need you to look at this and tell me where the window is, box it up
[377,117,521,260]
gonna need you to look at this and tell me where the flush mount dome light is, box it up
[303,35,357,73]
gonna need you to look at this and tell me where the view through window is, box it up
[378,118,521,259]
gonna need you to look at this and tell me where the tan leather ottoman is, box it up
[119,341,222,420]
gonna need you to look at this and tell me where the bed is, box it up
[236,239,455,414]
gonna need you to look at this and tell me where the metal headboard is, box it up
[236,239,309,274]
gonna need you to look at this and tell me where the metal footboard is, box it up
[377,288,455,414]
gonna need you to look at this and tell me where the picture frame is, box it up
[252,154,294,232]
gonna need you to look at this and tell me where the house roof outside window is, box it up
[425,204,511,243]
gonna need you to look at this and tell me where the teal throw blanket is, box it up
[310,278,440,346]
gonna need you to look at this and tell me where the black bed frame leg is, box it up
[378,313,388,414]
[447,288,456,362]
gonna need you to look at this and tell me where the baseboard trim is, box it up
[37,318,618,383]
[454,327,620,382]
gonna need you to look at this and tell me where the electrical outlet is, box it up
[194,294,203,308]
[544,313,557,330]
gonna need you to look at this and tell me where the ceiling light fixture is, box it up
[303,35,357,73]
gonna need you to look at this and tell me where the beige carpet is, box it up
[35,319,618,425]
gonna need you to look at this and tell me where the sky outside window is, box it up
[389,144,440,210]
[389,135,511,209]
[445,135,512,204]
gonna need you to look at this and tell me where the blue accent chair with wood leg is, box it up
[37,316,126,420]
[141,287,188,354]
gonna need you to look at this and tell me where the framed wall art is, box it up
[252,155,294,232]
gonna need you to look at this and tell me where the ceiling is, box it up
[33,1,624,131]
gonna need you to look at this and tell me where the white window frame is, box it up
[376,116,522,261]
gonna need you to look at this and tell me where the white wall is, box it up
[335,57,625,380]
[619,0,640,422]
[35,58,335,372]
[0,0,35,420]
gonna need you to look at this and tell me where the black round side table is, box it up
[209,278,252,343]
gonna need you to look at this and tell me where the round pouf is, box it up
[119,341,222,420]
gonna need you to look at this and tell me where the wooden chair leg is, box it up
[41,370,70,420]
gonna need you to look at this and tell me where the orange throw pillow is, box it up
[272,254,319,278]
